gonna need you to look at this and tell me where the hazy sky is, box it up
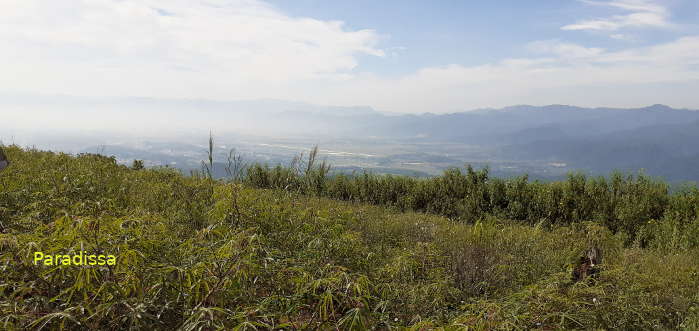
[2,0,699,113]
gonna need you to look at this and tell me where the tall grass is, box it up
[243,150,698,245]
[1,144,697,329]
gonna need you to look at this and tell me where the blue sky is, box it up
[268,1,581,75]
[1,0,699,114]
[266,0,699,75]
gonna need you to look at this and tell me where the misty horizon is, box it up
[2,0,699,181]
[3,2,699,328]
[2,0,699,113]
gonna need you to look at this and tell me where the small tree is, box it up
[225,148,247,182]
[131,159,144,170]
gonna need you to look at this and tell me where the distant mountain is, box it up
[5,93,699,181]
[354,104,699,142]
[498,120,699,181]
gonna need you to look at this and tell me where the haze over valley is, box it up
[4,1,699,329]
[4,96,698,182]
[3,0,699,182]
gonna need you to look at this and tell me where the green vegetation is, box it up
[1,145,698,330]
[245,153,699,243]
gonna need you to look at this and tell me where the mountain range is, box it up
[3,94,699,181]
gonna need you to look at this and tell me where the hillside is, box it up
[7,99,699,182]
[1,145,698,329]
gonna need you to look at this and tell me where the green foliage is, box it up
[130,160,144,171]
[244,157,697,242]
[1,145,697,329]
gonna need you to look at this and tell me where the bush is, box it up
[1,145,697,329]
[243,154,693,241]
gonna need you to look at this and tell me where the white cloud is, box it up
[0,0,383,86]
[306,37,699,112]
[562,0,671,31]
[585,0,666,14]
[0,0,698,116]
[609,33,636,41]
[527,41,605,59]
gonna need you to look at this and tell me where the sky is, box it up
[1,0,699,114]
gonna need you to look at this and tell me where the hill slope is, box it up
[6,100,699,181]
[1,146,698,329]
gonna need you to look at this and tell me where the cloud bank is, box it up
[1,0,698,114]
[562,0,671,31]
[0,0,383,94]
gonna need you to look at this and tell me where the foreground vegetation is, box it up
[1,145,698,330]
[244,147,699,245]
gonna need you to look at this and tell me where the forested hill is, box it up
[342,104,699,181]
[1,145,698,329]
[7,98,699,181]
[6,98,699,181]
